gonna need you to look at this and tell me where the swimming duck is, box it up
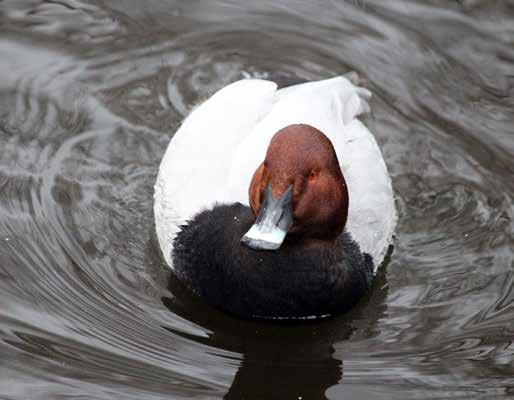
[154,74,396,319]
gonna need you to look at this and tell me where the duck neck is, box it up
[284,234,338,251]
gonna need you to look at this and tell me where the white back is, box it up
[154,76,396,269]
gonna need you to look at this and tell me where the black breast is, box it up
[172,203,374,320]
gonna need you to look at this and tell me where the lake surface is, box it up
[1,1,514,399]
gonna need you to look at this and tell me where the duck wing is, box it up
[154,79,277,266]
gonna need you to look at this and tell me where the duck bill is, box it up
[241,184,294,251]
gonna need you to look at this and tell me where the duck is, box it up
[154,74,397,320]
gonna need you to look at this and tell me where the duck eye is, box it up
[308,170,316,182]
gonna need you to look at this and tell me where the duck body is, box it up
[173,203,374,319]
[154,74,396,319]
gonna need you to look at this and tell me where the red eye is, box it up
[308,171,316,182]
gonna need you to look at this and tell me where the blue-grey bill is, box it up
[241,184,294,251]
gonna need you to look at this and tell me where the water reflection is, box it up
[161,253,389,399]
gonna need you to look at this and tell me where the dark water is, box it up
[1,1,513,398]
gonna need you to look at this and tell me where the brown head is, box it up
[241,124,348,250]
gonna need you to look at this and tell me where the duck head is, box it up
[241,124,348,250]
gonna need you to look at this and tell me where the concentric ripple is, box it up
[1,1,514,399]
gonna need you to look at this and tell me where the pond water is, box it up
[1,1,514,399]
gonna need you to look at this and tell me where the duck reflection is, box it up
[159,252,388,400]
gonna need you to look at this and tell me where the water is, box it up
[1,1,513,398]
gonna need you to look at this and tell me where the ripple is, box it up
[1,1,514,399]
[1,0,125,45]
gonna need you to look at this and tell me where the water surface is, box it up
[1,1,514,399]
